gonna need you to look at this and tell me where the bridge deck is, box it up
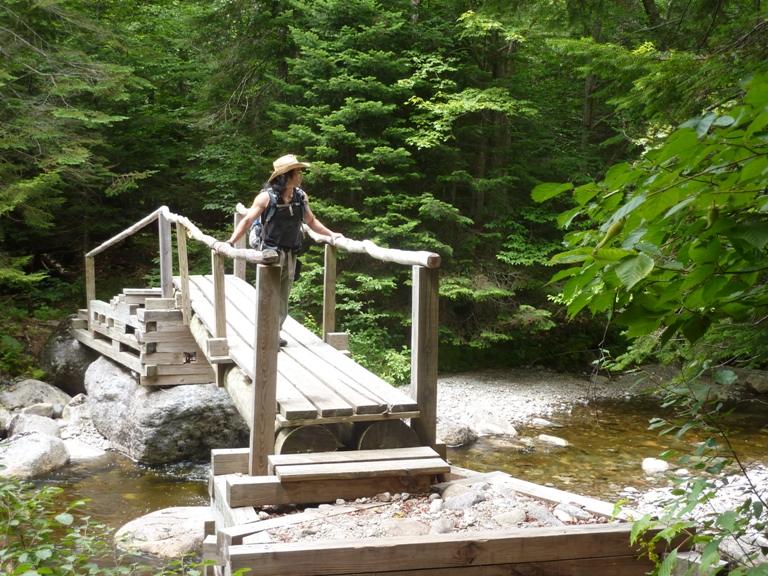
[178,274,419,428]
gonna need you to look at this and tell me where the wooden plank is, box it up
[282,318,418,413]
[301,556,658,576]
[85,256,95,331]
[211,474,259,530]
[176,221,192,326]
[222,277,399,415]
[124,288,164,296]
[326,332,349,351]
[322,243,337,340]
[203,534,224,564]
[250,264,281,476]
[212,252,227,338]
[225,523,652,576]
[72,328,143,373]
[153,363,216,376]
[411,265,438,447]
[145,298,176,310]
[90,299,141,328]
[224,504,381,548]
[233,212,247,281]
[212,448,251,476]
[141,372,215,386]
[277,352,355,418]
[159,211,174,298]
[274,411,420,429]
[273,457,449,482]
[137,308,184,323]
[226,474,432,508]
[481,472,637,520]
[269,446,440,468]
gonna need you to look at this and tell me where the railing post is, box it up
[322,244,337,341]
[158,211,173,298]
[250,263,281,476]
[176,222,191,326]
[233,212,246,281]
[85,256,95,332]
[410,265,439,448]
[212,250,227,387]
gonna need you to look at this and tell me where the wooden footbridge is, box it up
[73,207,686,576]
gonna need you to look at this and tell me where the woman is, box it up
[221,154,343,346]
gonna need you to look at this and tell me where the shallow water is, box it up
[448,396,768,502]
[32,396,768,529]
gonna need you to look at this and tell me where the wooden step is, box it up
[269,446,450,482]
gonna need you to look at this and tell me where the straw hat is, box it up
[269,154,310,181]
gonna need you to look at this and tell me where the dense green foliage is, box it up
[1,0,767,381]
[0,474,211,575]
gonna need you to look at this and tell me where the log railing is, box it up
[84,204,441,471]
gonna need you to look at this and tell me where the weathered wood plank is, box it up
[304,556,658,576]
[72,328,142,373]
[274,410,420,429]
[273,457,449,482]
[141,372,215,386]
[269,446,440,468]
[411,265,438,448]
[250,264,281,476]
[276,352,354,418]
[322,243,337,340]
[282,318,418,413]
[210,474,259,530]
[176,221,192,325]
[226,474,432,508]
[212,448,251,476]
[225,523,651,576]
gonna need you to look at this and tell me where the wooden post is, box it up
[410,265,439,448]
[85,256,95,332]
[322,244,337,342]
[250,263,281,476]
[158,211,173,299]
[176,222,191,326]
[233,212,247,281]
[212,250,227,387]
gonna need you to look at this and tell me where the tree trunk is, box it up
[641,0,663,27]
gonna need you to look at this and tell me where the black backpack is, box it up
[248,188,307,249]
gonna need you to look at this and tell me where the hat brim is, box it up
[269,161,311,182]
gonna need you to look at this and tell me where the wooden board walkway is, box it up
[176,274,419,429]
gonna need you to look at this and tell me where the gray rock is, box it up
[554,502,592,521]
[440,483,471,500]
[468,408,518,437]
[115,506,213,559]
[429,516,455,534]
[63,438,107,461]
[429,498,444,514]
[9,413,61,438]
[642,457,670,474]
[7,379,72,408]
[530,417,562,429]
[527,504,565,527]
[493,508,527,528]
[22,402,54,418]
[0,407,12,437]
[444,491,486,510]
[0,432,69,478]
[52,403,64,419]
[36,315,99,396]
[85,357,249,465]
[537,434,569,447]
[436,420,476,447]
[0,391,23,410]
[375,518,429,537]
[742,370,768,395]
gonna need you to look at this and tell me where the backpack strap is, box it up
[263,188,279,224]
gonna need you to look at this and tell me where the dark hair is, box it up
[267,169,295,196]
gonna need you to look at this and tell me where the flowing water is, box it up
[32,393,768,530]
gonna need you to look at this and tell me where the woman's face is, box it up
[287,168,303,187]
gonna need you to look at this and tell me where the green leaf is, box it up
[55,512,74,526]
[714,370,738,385]
[532,181,574,202]
[657,548,677,576]
[615,253,654,289]
[681,315,713,344]
[730,222,768,250]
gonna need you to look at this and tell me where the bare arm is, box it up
[225,191,271,245]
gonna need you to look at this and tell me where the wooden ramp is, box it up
[177,273,420,431]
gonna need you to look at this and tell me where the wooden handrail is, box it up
[235,203,441,268]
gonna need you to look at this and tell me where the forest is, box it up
[2,0,768,384]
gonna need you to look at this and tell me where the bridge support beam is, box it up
[250,263,281,476]
[410,265,438,448]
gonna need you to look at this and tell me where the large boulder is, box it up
[3,379,72,408]
[115,506,213,558]
[0,432,69,479]
[36,315,99,396]
[85,357,249,465]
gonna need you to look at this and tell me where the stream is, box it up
[33,391,768,532]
